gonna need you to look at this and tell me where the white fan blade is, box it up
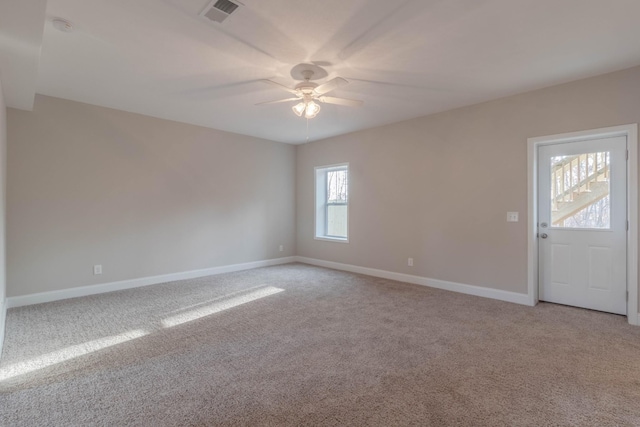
[261,79,297,95]
[346,77,454,92]
[255,97,300,106]
[314,77,349,95]
[318,96,363,107]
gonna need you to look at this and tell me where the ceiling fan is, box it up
[257,64,364,119]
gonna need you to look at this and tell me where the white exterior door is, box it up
[538,136,627,315]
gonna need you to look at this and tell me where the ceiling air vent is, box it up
[200,0,241,23]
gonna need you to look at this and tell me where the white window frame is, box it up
[315,163,349,243]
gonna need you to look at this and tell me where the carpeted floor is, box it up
[1,263,640,426]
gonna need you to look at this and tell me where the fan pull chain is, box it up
[306,118,310,143]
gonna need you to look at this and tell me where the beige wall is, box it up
[0,79,6,346]
[6,67,640,307]
[297,66,640,299]
[7,95,296,297]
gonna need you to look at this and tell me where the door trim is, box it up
[527,124,638,325]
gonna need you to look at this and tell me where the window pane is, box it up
[550,152,610,229]
[327,205,347,237]
[327,170,348,203]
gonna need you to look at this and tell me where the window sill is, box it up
[314,236,349,243]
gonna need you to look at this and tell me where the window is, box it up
[315,164,349,241]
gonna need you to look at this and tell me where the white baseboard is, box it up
[6,257,296,309]
[4,256,634,325]
[295,256,532,306]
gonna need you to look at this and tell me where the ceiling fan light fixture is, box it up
[304,101,321,119]
[292,102,306,117]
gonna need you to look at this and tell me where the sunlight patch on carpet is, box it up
[0,329,148,381]
[161,286,284,327]
[165,284,275,314]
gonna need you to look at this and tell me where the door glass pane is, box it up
[550,152,610,229]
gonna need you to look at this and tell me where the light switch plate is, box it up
[507,212,519,222]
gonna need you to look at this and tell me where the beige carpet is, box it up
[1,263,640,426]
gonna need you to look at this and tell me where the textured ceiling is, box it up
[6,0,640,143]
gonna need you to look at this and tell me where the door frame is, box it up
[527,124,638,325]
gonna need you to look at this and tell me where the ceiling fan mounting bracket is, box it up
[290,63,328,81]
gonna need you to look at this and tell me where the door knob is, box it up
[540,233,548,239]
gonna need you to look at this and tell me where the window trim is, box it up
[314,163,349,243]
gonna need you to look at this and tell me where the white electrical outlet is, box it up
[507,212,519,222]
[279,245,284,252]
[93,264,102,275]
[408,258,414,267]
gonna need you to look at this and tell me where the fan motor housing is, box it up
[294,82,318,95]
